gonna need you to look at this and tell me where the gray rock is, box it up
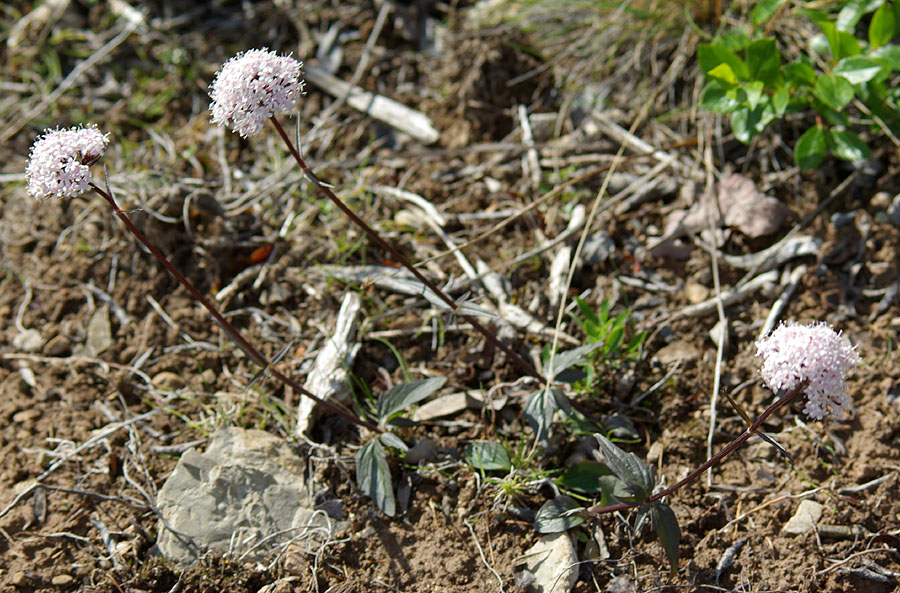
[514,532,578,593]
[889,194,900,227]
[156,427,345,566]
[86,306,113,354]
[404,438,436,464]
[782,500,824,535]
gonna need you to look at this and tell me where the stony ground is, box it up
[1,1,899,592]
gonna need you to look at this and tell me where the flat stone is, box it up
[514,532,578,593]
[156,427,346,567]
[50,574,74,586]
[782,500,824,535]
[86,306,113,354]
[43,335,71,357]
[404,437,436,464]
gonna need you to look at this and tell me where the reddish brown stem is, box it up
[90,182,379,433]
[589,381,807,516]
[268,118,545,383]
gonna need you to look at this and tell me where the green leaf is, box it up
[523,388,571,447]
[356,439,396,517]
[833,55,886,84]
[377,377,446,424]
[534,495,585,534]
[707,63,738,86]
[651,502,682,576]
[872,44,900,70]
[783,61,817,87]
[558,461,615,494]
[594,434,654,501]
[746,38,782,85]
[751,0,787,26]
[379,431,408,452]
[742,80,766,110]
[794,125,827,170]
[837,0,882,32]
[545,342,605,382]
[813,74,855,109]
[772,86,790,115]
[870,1,896,47]
[731,102,777,144]
[817,19,861,59]
[465,440,512,471]
[698,44,749,80]
[827,129,871,161]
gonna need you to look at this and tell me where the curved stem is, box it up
[588,381,807,516]
[90,183,380,433]
[269,118,545,383]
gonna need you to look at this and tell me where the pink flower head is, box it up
[209,48,305,137]
[26,125,109,199]
[756,322,859,419]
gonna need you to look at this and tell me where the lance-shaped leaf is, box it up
[534,495,585,533]
[594,434,655,502]
[377,377,446,424]
[524,387,572,448]
[544,342,605,382]
[652,502,681,576]
[356,438,396,517]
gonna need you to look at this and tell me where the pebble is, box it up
[51,574,74,587]
[870,191,891,209]
[684,281,709,304]
[654,340,699,365]
[9,571,27,586]
[43,335,72,357]
[782,500,824,535]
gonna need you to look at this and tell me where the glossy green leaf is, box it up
[707,63,738,86]
[837,0,882,32]
[465,440,512,471]
[870,1,896,47]
[377,377,446,424]
[356,439,396,517]
[534,495,585,534]
[751,0,788,26]
[772,86,790,115]
[652,502,681,576]
[872,44,900,70]
[698,44,749,80]
[783,61,817,86]
[817,19,861,59]
[746,38,781,85]
[833,55,885,84]
[827,129,871,161]
[743,80,766,110]
[813,74,854,109]
[794,125,827,170]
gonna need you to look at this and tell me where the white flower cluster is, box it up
[209,48,305,137]
[26,125,109,199]
[756,322,859,419]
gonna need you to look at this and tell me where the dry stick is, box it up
[588,381,807,516]
[88,182,379,433]
[269,117,545,384]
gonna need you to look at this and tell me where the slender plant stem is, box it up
[89,182,380,433]
[588,381,807,516]
[268,118,545,383]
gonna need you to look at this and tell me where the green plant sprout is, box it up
[699,0,900,169]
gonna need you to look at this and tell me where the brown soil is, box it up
[1,2,899,592]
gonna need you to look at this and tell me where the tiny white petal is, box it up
[25,125,109,199]
[209,48,305,137]
[756,322,859,419]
